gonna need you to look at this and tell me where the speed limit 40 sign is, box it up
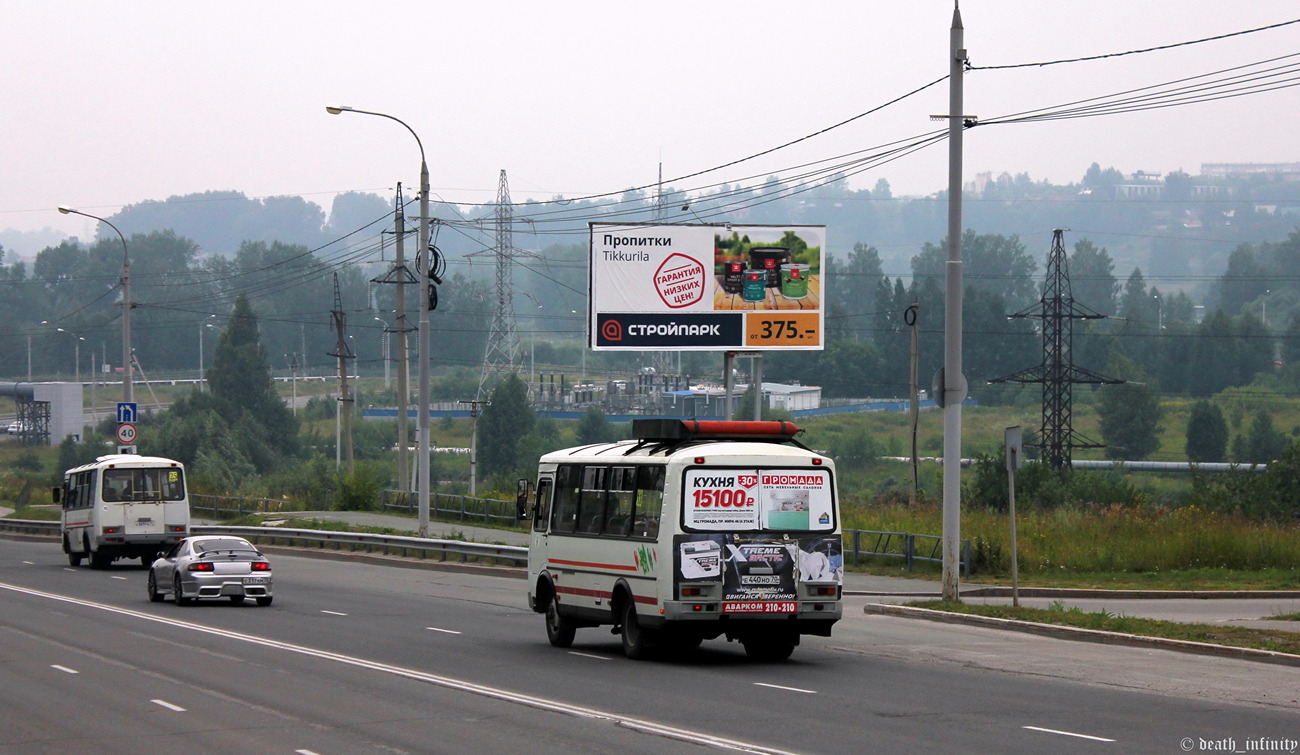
[116,423,138,445]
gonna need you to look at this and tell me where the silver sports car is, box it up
[148,535,274,606]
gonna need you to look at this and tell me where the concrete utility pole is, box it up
[459,399,489,496]
[941,2,967,603]
[329,273,355,472]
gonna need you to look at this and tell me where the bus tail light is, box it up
[102,526,120,534]
[811,586,838,597]
[168,525,186,533]
[681,587,703,597]
[188,562,214,572]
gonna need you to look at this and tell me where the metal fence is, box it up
[845,529,971,577]
[380,490,520,526]
[190,494,300,519]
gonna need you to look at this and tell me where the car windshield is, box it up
[193,539,258,554]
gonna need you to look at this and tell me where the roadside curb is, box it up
[864,603,1300,668]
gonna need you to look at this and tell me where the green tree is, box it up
[1069,238,1118,316]
[1185,400,1228,463]
[574,407,615,445]
[1097,356,1162,461]
[478,374,535,478]
[1232,410,1288,465]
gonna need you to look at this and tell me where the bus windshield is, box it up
[102,467,186,502]
[682,467,834,533]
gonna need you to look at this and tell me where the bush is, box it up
[333,462,384,512]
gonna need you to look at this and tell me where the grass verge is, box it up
[908,600,1300,655]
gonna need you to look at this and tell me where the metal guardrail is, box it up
[845,529,972,577]
[195,525,527,566]
[0,520,526,566]
[0,520,59,536]
[1,519,964,575]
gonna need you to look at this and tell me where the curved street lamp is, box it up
[55,327,87,385]
[58,206,133,403]
[327,104,432,537]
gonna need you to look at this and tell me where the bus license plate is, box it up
[136,517,154,525]
[243,577,269,585]
[722,601,797,614]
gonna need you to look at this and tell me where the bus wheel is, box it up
[65,539,83,567]
[89,549,111,570]
[545,600,576,648]
[620,601,651,660]
[743,635,795,662]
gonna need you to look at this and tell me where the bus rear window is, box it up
[682,468,834,533]
[102,467,186,502]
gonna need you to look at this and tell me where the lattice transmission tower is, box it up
[991,229,1121,469]
[477,169,524,399]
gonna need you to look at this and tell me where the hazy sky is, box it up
[3,1,1297,251]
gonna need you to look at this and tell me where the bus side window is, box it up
[551,465,581,534]
[532,479,553,533]
[603,466,636,537]
[576,466,608,534]
[633,466,664,539]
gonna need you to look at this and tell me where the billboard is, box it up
[589,222,826,351]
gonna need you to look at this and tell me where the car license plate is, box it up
[243,576,269,585]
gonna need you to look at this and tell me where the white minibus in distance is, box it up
[522,419,843,660]
[54,454,190,568]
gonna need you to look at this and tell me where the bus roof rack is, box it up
[631,419,802,444]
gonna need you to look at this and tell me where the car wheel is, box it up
[173,575,191,606]
[544,599,576,648]
[147,571,163,603]
[620,600,651,660]
[230,596,245,605]
[255,596,273,607]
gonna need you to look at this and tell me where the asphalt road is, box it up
[1,536,1296,754]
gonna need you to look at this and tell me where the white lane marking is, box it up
[567,651,609,661]
[295,750,322,755]
[151,699,187,712]
[63,568,77,572]
[426,627,462,635]
[51,665,79,674]
[753,682,816,694]
[22,561,34,565]
[320,610,348,616]
[0,581,797,755]
[1023,725,1116,743]
[111,576,128,580]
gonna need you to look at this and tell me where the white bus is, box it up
[523,419,843,660]
[55,454,190,569]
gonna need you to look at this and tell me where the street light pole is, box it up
[58,206,131,403]
[56,328,85,385]
[328,105,433,537]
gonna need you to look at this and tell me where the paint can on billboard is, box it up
[741,270,767,303]
[721,260,746,294]
[780,263,809,299]
[749,247,790,288]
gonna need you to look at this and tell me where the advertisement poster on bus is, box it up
[589,222,826,351]
[682,468,834,532]
[674,533,843,614]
